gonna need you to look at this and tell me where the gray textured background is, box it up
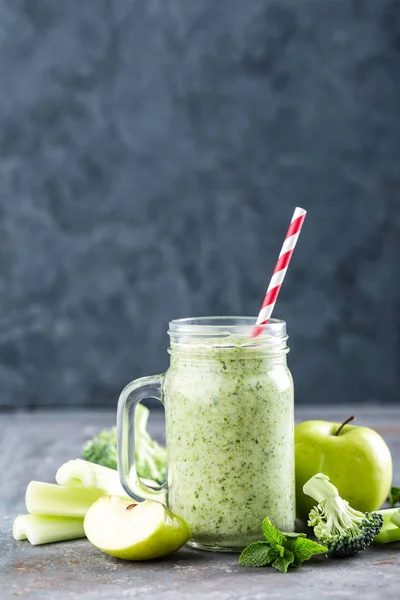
[0,0,399,410]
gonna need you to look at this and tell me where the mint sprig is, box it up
[239,517,327,573]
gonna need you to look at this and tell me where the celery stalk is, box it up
[374,508,400,543]
[26,481,105,517]
[56,459,127,495]
[13,514,85,545]
[376,507,400,528]
[391,509,400,528]
[56,458,157,500]
[374,523,400,544]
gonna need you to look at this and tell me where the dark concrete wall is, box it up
[0,0,399,409]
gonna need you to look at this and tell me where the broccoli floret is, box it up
[82,427,118,470]
[303,473,383,558]
[82,405,167,484]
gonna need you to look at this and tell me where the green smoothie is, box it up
[163,333,295,551]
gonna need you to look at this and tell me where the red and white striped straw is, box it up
[251,206,307,338]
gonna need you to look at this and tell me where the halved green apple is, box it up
[84,496,191,560]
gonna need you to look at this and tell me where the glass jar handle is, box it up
[117,374,167,503]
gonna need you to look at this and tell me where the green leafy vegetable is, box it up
[304,473,383,557]
[238,542,275,567]
[389,486,400,507]
[262,517,286,546]
[273,553,294,573]
[239,517,327,572]
[288,536,329,565]
[82,428,117,470]
[82,404,167,484]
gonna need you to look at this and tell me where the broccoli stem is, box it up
[13,514,85,545]
[303,473,340,504]
[374,508,400,544]
[26,481,106,518]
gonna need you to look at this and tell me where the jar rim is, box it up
[168,316,286,339]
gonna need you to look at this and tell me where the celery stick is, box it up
[26,482,105,517]
[374,508,400,543]
[376,508,400,528]
[56,459,127,495]
[391,509,400,528]
[374,522,400,544]
[56,458,157,500]
[13,514,85,545]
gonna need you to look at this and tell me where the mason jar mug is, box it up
[117,317,295,552]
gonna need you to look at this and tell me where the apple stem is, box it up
[335,415,355,436]
[126,504,137,511]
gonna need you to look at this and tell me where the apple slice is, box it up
[84,496,191,560]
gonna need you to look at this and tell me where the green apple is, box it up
[84,496,191,560]
[295,418,392,522]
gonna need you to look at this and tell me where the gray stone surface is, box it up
[1,408,400,599]
[0,0,399,409]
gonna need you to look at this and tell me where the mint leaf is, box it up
[239,542,275,567]
[272,550,294,573]
[262,517,286,547]
[239,518,327,573]
[288,536,327,566]
[276,544,285,558]
[389,486,400,507]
